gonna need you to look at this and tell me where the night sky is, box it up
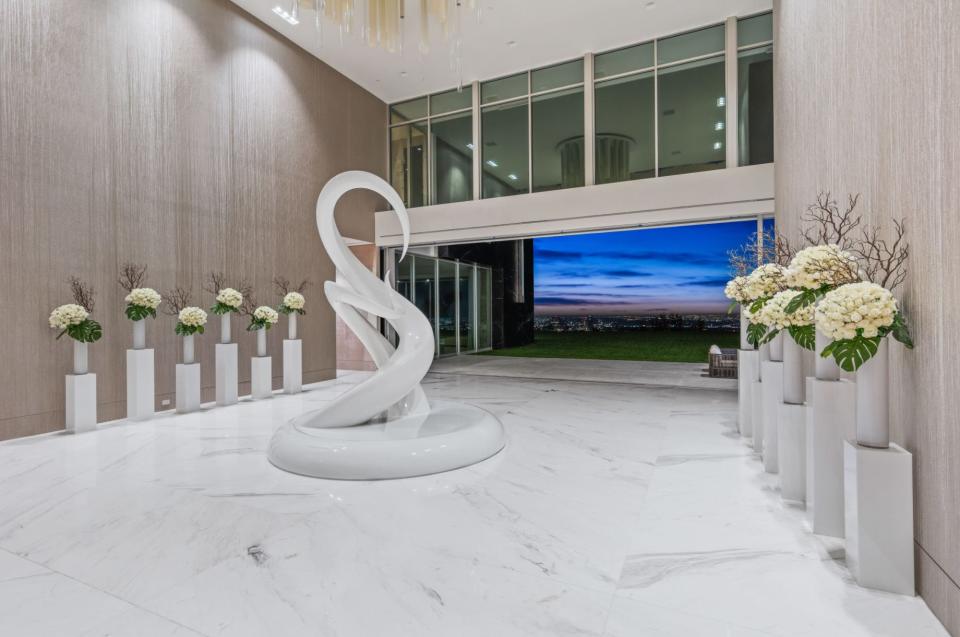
[534,220,769,315]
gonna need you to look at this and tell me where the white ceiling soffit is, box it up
[229,0,772,103]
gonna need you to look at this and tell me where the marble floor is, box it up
[0,371,947,637]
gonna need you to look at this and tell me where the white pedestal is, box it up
[843,441,915,595]
[176,363,201,413]
[806,379,856,538]
[215,343,238,406]
[125,348,154,421]
[283,339,302,394]
[65,373,97,433]
[761,360,783,473]
[738,350,759,438]
[251,356,273,399]
[778,403,806,505]
[751,379,764,453]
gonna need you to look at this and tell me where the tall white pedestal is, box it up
[778,403,806,504]
[283,339,302,394]
[176,363,201,413]
[65,373,97,433]
[738,350,759,437]
[215,343,238,406]
[126,349,154,421]
[251,356,273,399]
[751,379,764,453]
[806,379,856,537]
[761,360,783,473]
[843,441,915,595]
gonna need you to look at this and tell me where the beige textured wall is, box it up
[0,0,386,440]
[774,1,960,632]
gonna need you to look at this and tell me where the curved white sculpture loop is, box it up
[268,171,505,480]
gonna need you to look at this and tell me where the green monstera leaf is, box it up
[784,289,819,314]
[760,327,781,345]
[61,318,103,343]
[746,322,767,348]
[787,324,816,351]
[888,312,914,349]
[125,303,156,321]
[821,330,881,372]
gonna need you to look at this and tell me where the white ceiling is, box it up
[229,0,772,104]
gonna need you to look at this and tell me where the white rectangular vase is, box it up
[176,363,201,413]
[283,339,302,394]
[760,359,783,473]
[855,338,890,448]
[843,441,914,595]
[806,379,856,538]
[215,343,238,406]
[65,372,97,433]
[251,356,273,399]
[126,348,155,421]
[738,350,759,438]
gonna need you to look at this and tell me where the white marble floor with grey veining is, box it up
[0,371,948,637]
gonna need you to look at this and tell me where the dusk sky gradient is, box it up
[534,220,772,315]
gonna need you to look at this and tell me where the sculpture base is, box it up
[268,400,506,480]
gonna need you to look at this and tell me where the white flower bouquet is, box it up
[49,303,102,343]
[735,264,788,347]
[211,288,244,315]
[755,289,816,349]
[176,307,208,336]
[247,306,279,331]
[783,244,860,313]
[124,287,161,321]
[277,291,306,316]
[815,282,913,371]
[723,276,751,310]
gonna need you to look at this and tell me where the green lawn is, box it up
[485,330,739,363]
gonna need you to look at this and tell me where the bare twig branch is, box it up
[273,276,311,296]
[69,277,95,312]
[117,263,147,293]
[727,228,795,276]
[203,272,228,297]
[851,219,910,291]
[162,287,192,316]
[801,192,862,249]
[240,293,258,317]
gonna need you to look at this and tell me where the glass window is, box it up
[459,265,475,352]
[658,24,725,65]
[431,86,472,115]
[481,73,527,104]
[657,55,726,176]
[477,267,492,350]
[531,59,583,93]
[738,13,773,47]
[738,47,774,166]
[594,72,655,184]
[481,99,528,198]
[437,260,457,355]
[395,251,412,302]
[532,86,584,192]
[595,42,654,79]
[390,96,427,124]
[414,255,436,334]
[389,123,428,207]
[430,111,473,204]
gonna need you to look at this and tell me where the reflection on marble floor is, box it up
[0,371,947,636]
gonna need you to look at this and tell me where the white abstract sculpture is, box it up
[268,171,505,479]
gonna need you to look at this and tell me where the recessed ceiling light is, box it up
[508,173,518,180]
[714,121,725,131]
[716,96,725,107]
[272,6,299,25]
[466,143,475,150]
[713,141,723,150]
[486,159,498,167]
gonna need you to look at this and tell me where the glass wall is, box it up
[387,249,493,356]
[389,12,773,199]
[737,13,774,166]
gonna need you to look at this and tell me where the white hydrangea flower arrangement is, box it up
[723,276,751,308]
[124,287,162,321]
[49,303,102,343]
[211,288,244,315]
[783,244,860,314]
[248,305,279,331]
[815,281,913,371]
[736,264,788,347]
[754,289,816,349]
[176,307,208,336]
[278,291,306,315]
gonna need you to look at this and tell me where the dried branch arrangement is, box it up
[240,294,259,317]
[203,272,253,298]
[272,276,311,296]
[117,263,147,293]
[801,192,862,249]
[728,228,796,276]
[69,276,96,313]
[162,287,193,316]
